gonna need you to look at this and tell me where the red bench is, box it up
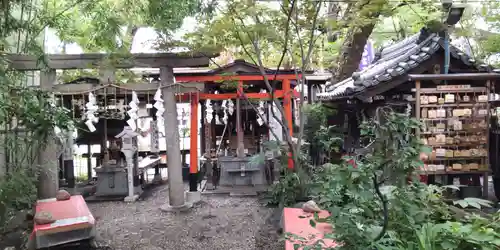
[28,195,96,249]
[282,207,339,249]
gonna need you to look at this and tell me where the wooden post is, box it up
[38,69,59,199]
[484,80,491,198]
[87,143,92,180]
[415,80,421,138]
[160,66,189,210]
[236,80,245,158]
[283,79,294,169]
[189,93,199,192]
[200,101,206,157]
[307,82,312,104]
[63,130,75,188]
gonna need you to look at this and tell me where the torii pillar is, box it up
[188,93,199,192]
[38,69,59,199]
[159,66,193,211]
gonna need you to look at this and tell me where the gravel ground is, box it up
[87,185,282,250]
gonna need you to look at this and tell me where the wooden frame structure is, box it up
[316,27,500,199]
[9,54,329,196]
[7,52,216,203]
[410,73,500,198]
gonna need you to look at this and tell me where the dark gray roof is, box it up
[317,28,498,101]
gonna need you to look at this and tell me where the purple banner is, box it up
[359,40,374,70]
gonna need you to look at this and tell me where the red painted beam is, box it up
[175,74,301,82]
[199,91,288,100]
[171,90,299,101]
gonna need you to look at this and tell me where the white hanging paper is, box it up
[88,92,96,104]
[154,89,163,102]
[73,144,80,156]
[153,101,164,110]
[85,120,96,132]
[72,128,78,139]
[127,111,138,120]
[126,119,137,131]
[140,119,151,132]
[156,107,165,116]
[157,122,165,136]
[222,111,228,125]
[128,101,138,111]
[54,126,62,136]
[85,102,98,111]
[268,103,283,141]
[257,118,263,126]
[206,113,213,123]
[227,100,234,115]
[86,112,98,123]
[132,91,139,104]
[205,100,213,123]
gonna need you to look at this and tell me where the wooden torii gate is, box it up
[7,52,217,207]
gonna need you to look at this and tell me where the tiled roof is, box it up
[316,28,497,101]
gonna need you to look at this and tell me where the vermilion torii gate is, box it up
[177,74,298,181]
[141,59,329,191]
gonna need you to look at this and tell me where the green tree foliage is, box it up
[41,0,203,52]
[371,3,440,47]
[479,1,500,66]
[38,0,208,82]
[170,0,334,69]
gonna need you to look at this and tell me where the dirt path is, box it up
[88,186,281,250]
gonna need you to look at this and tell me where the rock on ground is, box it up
[88,185,281,250]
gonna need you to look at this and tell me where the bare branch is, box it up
[228,1,297,153]
[297,1,322,149]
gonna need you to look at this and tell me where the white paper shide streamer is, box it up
[154,88,166,136]
[227,99,234,115]
[257,89,267,126]
[205,100,213,123]
[221,100,228,125]
[84,92,99,132]
[126,91,140,131]
[49,94,64,137]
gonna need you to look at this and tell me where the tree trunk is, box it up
[330,0,387,84]
[332,24,377,83]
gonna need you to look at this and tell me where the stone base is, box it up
[185,191,201,204]
[159,202,193,212]
[124,195,139,202]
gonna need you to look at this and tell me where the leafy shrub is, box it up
[306,106,500,250]
[0,165,38,231]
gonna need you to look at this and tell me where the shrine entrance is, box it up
[164,59,304,193]
[7,52,215,204]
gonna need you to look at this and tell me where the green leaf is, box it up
[309,219,316,228]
